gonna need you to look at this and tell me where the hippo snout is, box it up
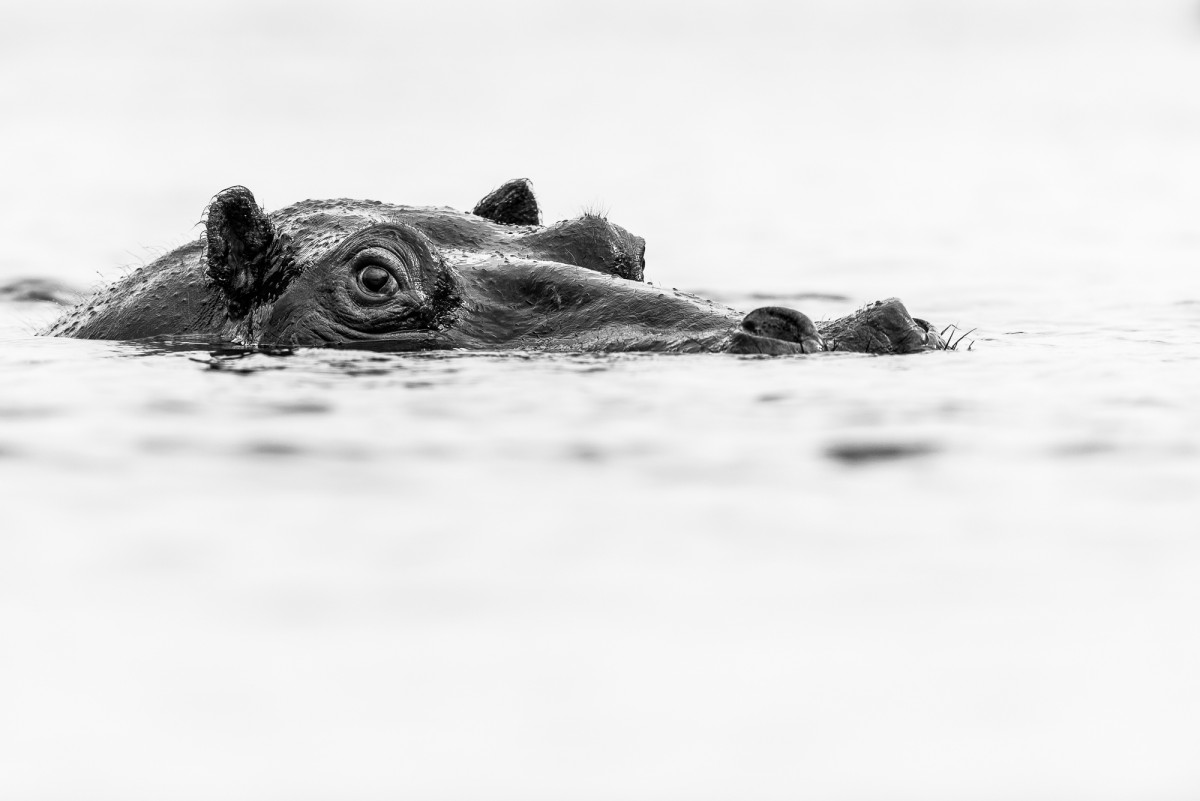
[730,306,824,355]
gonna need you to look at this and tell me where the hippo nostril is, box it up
[742,306,819,345]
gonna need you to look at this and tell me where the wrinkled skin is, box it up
[44,180,943,355]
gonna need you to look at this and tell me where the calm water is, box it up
[3,1,1200,799]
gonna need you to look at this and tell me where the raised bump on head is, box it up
[473,178,541,226]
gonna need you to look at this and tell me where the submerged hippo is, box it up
[44,180,943,354]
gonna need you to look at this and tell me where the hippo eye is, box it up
[356,264,397,296]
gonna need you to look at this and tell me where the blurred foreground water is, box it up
[2,1,1200,799]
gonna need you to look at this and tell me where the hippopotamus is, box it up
[43,180,944,355]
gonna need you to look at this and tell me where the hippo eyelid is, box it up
[326,224,442,292]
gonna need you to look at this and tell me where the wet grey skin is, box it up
[43,179,944,355]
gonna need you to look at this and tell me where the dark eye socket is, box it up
[356,264,396,295]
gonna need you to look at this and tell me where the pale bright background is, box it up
[4,0,1198,301]
[3,2,1200,800]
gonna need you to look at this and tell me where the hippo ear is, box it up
[204,186,298,320]
[473,178,541,225]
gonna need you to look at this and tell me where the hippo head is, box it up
[32,179,938,354]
